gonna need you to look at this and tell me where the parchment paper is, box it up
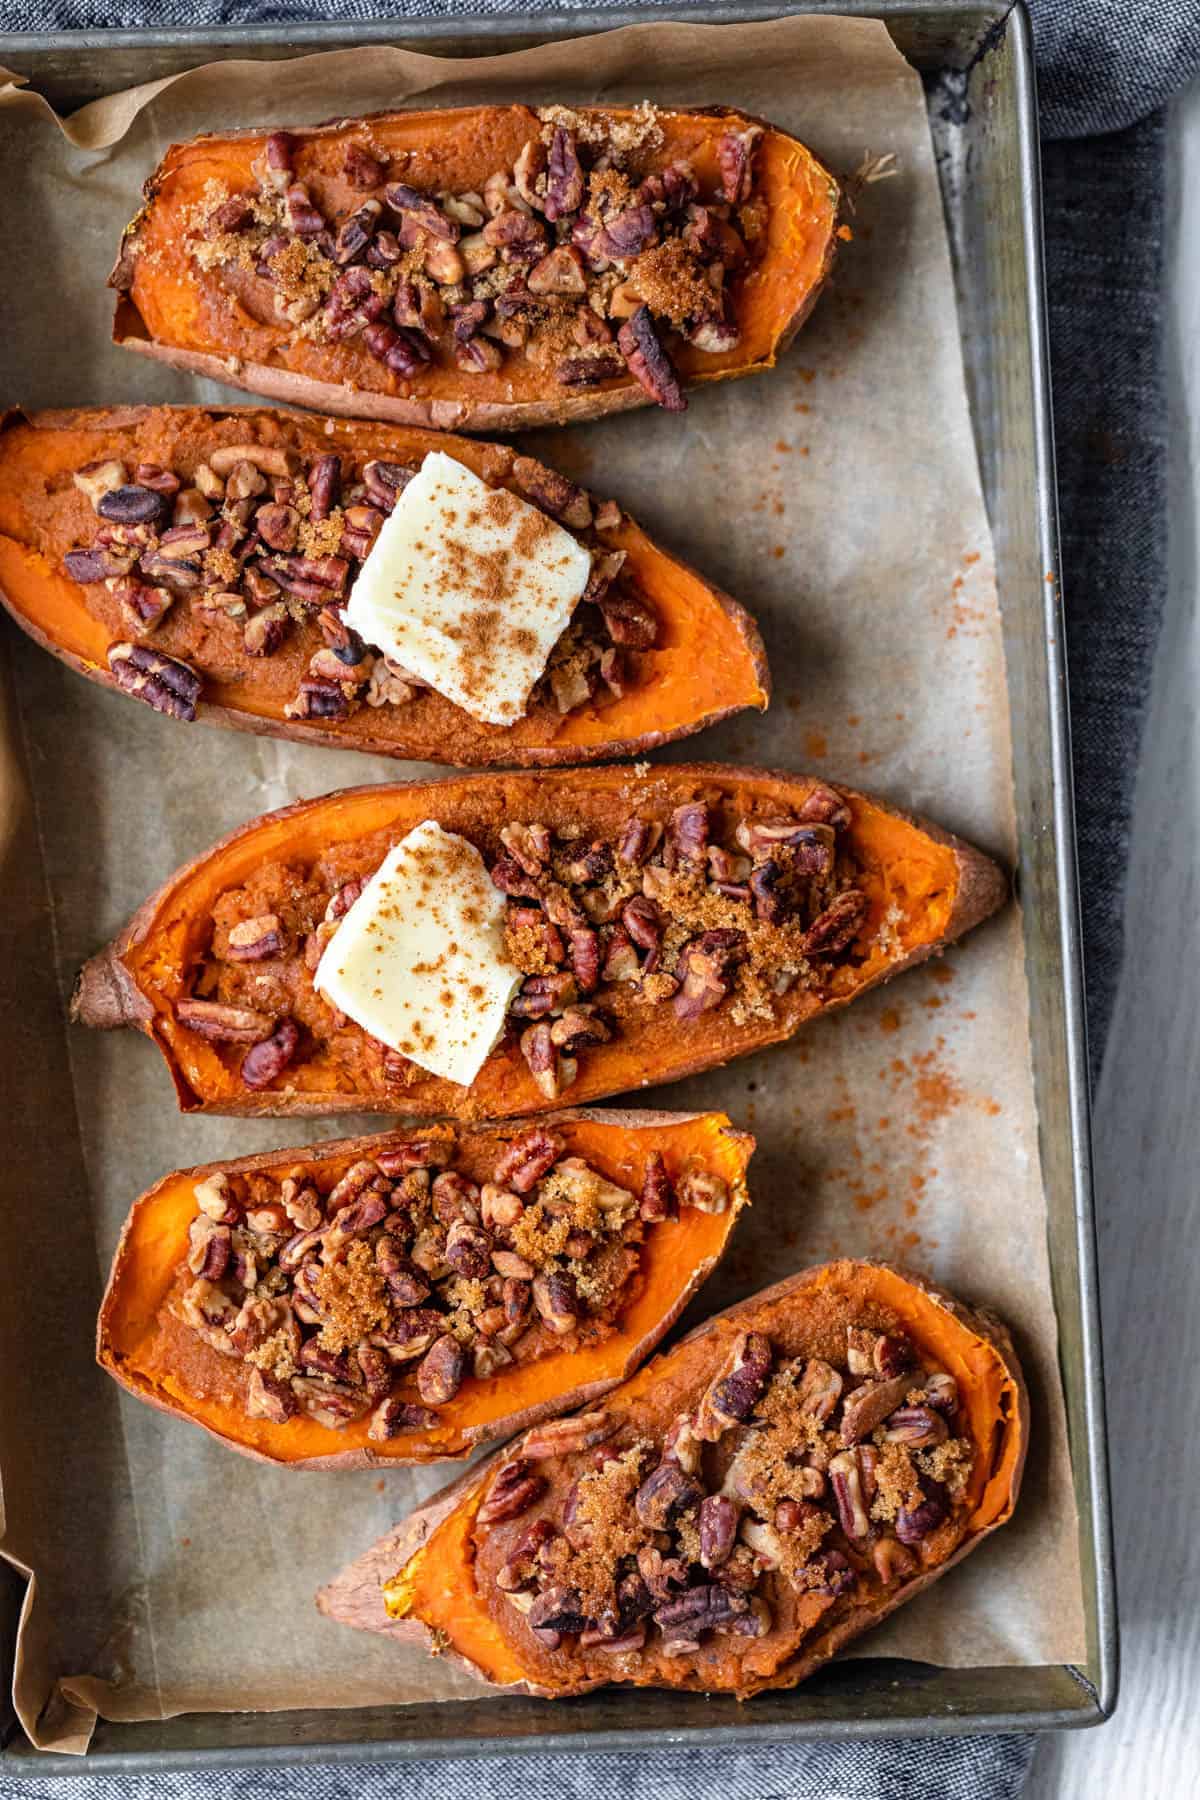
[0,14,1086,1755]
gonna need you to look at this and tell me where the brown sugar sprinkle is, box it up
[630,238,721,332]
[488,1320,976,1659]
[314,1241,392,1351]
[544,1441,655,1615]
[175,1133,706,1437]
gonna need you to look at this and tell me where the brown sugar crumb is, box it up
[538,103,663,162]
[299,509,346,559]
[504,916,560,975]
[734,1364,835,1513]
[919,1437,974,1495]
[573,1239,639,1311]
[246,1326,299,1382]
[629,238,718,330]
[510,1201,572,1268]
[868,1440,927,1525]
[544,1441,654,1615]
[313,1240,392,1352]
[203,546,240,587]
[270,235,337,310]
[588,168,636,217]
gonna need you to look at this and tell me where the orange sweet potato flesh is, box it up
[72,763,1006,1118]
[97,1109,752,1469]
[0,405,767,765]
[318,1259,1028,1697]
[111,105,839,432]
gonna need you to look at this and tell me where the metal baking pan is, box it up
[0,0,1115,1771]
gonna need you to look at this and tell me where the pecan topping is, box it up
[695,1332,772,1440]
[638,1152,677,1222]
[107,643,201,721]
[369,1395,440,1440]
[240,1017,300,1089]
[531,1269,579,1335]
[493,1128,563,1194]
[716,127,762,205]
[175,999,274,1044]
[385,182,460,242]
[839,1374,914,1446]
[617,307,686,412]
[478,1458,548,1525]
[543,126,585,221]
[796,1357,844,1422]
[634,1458,704,1528]
[829,1449,872,1540]
[226,913,286,961]
[803,890,868,957]
[884,1406,949,1448]
[416,1333,466,1406]
[97,483,171,527]
[699,1494,740,1569]
[896,1484,949,1545]
[522,1410,614,1460]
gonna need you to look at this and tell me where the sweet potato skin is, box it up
[0,404,768,765]
[111,104,840,432]
[71,762,1007,1118]
[97,1108,753,1469]
[317,1259,1029,1698]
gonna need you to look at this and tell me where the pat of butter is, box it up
[313,821,520,1088]
[344,450,593,726]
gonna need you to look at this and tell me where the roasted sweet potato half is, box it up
[110,103,839,431]
[318,1259,1028,1698]
[73,764,1005,1118]
[0,405,767,764]
[97,1109,750,1469]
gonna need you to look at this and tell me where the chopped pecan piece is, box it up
[639,1152,678,1222]
[240,1017,300,1089]
[634,1458,704,1528]
[384,182,460,242]
[97,483,171,527]
[528,244,587,296]
[803,890,868,957]
[478,1458,548,1525]
[493,1127,563,1193]
[839,1374,914,1445]
[597,585,659,649]
[698,1494,740,1570]
[531,1269,579,1334]
[543,125,585,220]
[521,1410,614,1460]
[884,1406,949,1448]
[107,642,202,721]
[225,913,286,961]
[796,1357,845,1422]
[896,1483,949,1545]
[716,126,762,205]
[416,1333,466,1406]
[695,1331,772,1439]
[175,999,275,1044]
[556,352,626,387]
[617,307,686,412]
[510,455,592,529]
[369,1396,439,1441]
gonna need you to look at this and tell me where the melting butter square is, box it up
[344,451,593,725]
[314,820,521,1088]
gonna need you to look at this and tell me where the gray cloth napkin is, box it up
[2,2,1197,1794]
